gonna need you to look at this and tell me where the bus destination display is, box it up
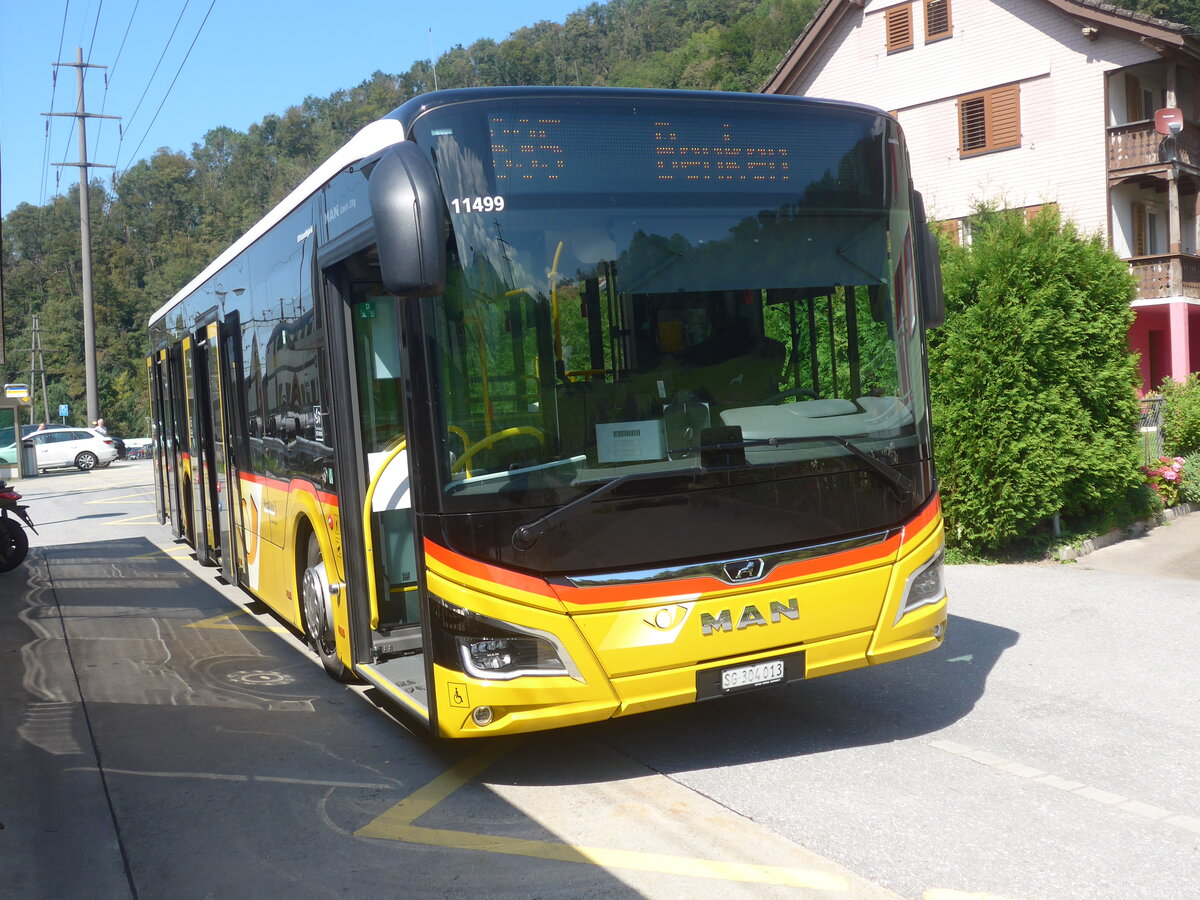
[488,113,801,192]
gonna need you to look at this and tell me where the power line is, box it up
[116,0,192,171]
[85,0,105,64]
[119,0,218,174]
[96,0,142,159]
[39,1,74,208]
[108,0,141,81]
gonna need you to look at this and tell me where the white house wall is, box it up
[788,0,1162,237]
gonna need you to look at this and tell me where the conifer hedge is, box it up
[928,207,1143,551]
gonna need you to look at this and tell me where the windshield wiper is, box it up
[511,435,912,551]
[675,431,912,499]
[753,434,913,499]
[512,467,701,550]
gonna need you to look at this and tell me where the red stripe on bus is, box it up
[550,530,904,607]
[550,494,941,608]
[423,539,559,600]
[901,493,940,543]
[235,470,338,507]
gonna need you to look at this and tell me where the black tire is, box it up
[75,451,98,471]
[0,518,29,573]
[301,532,351,681]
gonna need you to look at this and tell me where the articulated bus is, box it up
[148,87,948,738]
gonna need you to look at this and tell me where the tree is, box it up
[929,207,1144,551]
[1110,2,1200,32]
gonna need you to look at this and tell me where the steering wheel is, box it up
[450,426,547,475]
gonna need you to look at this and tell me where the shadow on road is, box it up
[530,612,1018,781]
[5,530,1018,790]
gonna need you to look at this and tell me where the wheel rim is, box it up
[301,562,333,649]
[78,453,96,470]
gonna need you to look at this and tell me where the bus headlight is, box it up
[895,546,946,623]
[431,595,582,681]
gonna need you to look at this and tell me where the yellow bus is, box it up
[148,87,948,738]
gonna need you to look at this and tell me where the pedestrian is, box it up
[95,418,107,435]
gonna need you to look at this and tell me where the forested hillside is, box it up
[0,0,1192,435]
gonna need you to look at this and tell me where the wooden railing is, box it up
[1108,120,1200,171]
[1128,253,1200,299]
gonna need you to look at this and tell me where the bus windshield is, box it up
[406,95,931,569]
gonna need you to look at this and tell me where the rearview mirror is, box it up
[912,191,946,329]
[368,141,446,297]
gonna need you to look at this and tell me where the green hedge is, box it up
[1158,374,1200,457]
[929,207,1143,551]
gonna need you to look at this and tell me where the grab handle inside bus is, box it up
[368,141,446,297]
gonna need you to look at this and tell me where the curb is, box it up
[1053,502,1199,561]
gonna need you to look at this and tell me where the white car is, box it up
[0,440,16,465]
[25,426,119,471]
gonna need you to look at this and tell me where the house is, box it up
[763,0,1200,395]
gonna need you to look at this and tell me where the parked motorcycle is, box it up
[0,480,37,573]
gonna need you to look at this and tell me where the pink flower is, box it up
[1165,471,1178,481]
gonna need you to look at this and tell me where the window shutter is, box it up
[989,84,1021,150]
[925,0,952,41]
[958,84,1021,156]
[886,5,914,53]
[959,97,987,153]
[1132,202,1147,256]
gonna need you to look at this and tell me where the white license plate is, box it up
[720,659,785,691]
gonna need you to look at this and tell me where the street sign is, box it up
[58,404,69,418]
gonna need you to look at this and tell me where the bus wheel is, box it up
[301,533,351,681]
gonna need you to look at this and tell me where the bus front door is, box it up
[322,251,430,724]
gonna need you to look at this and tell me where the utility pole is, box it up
[43,47,119,425]
[28,315,51,428]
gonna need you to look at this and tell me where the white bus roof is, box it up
[148,118,406,328]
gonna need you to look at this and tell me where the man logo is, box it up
[723,558,765,583]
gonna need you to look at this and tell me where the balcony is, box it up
[1108,120,1200,172]
[1128,253,1200,299]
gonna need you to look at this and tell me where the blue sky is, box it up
[0,0,585,216]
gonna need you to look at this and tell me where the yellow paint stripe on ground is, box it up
[362,741,520,828]
[103,514,160,525]
[85,491,157,504]
[131,547,193,559]
[360,823,849,889]
[186,609,289,634]
[355,743,849,891]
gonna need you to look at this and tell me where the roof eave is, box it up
[762,0,863,95]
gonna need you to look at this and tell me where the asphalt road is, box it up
[1,462,1196,899]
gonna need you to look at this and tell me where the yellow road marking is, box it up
[355,743,850,890]
[131,547,193,559]
[85,491,156,504]
[186,609,289,634]
[103,513,161,525]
